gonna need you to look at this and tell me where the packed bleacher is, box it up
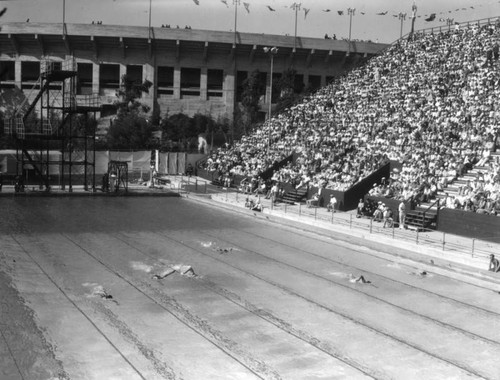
[203,19,500,215]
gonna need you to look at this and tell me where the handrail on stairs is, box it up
[422,198,440,226]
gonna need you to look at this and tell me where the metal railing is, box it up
[402,16,500,40]
[176,180,495,262]
[159,175,498,263]
[41,57,76,76]
[272,202,496,261]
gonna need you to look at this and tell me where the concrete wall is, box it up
[438,208,500,244]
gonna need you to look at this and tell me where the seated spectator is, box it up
[254,178,267,196]
[356,198,365,218]
[239,178,251,194]
[277,185,286,200]
[489,254,500,272]
[245,197,255,209]
[186,163,194,177]
[296,172,312,190]
[223,173,233,189]
[477,148,491,167]
[373,202,384,222]
[444,194,458,209]
[306,193,320,208]
[251,200,263,212]
[326,194,338,212]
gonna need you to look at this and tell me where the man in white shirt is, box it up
[398,201,406,229]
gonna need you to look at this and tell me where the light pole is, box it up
[149,0,152,29]
[398,12,407,39]
[232,0,241,145]
[233,0,240,46]
[291,2,301,51]
[410,1,417,38]
[62,0,66,33]
[347,8,355,55]
[263,46,278,151]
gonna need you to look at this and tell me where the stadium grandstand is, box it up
[198,17,500,242]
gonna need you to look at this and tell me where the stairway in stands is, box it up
[436,150,500,201]
[408,149,500,230]
[405,207,438,231]
[280,187,308,205]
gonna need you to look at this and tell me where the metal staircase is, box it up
[280,187,308,205]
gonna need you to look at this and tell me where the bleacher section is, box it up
[198,18,500,241]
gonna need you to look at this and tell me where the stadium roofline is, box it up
[0,22,389,56]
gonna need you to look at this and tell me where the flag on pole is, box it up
[243,2,250,13]
[425,13,436,22]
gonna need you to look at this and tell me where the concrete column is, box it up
[15,60,21,88]
[200,67,207,101]
[264,72,271,105]
[92,62,100,94]
[143,63,155,114]
[304,72,310,87]
[119,64,126,82]
[173,66,181,99]
[223,68,235,121]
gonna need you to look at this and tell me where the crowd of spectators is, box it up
[202,19,500,215]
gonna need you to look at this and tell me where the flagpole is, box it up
[62,0,65,33]
[347,8,355,55]
[233,0,240,46]
[149,0,152,30]
[446,18,454,31]
[398,13,407,39]
[291,3,301,51]
[410,2,417,38]
[232,0,240,145]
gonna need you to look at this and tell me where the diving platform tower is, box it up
[3,58,101,191]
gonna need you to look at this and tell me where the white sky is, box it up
[0,0,499,43]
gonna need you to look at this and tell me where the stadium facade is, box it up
[0,22,389,121]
